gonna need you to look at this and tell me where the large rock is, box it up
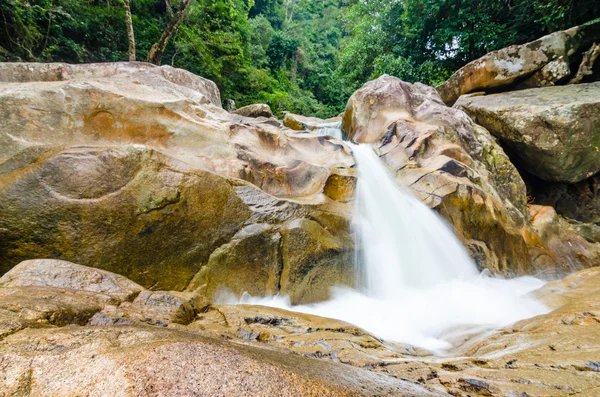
[284,112,341,131]
[189,304,422,366]
[437,19,600,105]
[343,74,543,275]
[0,259,144,301]
[0,146,353,303]
[0,325,442,397]
[0,62,356,302]
[0,265,444,396]
[0,62,355,201]
[233,103,274,118]
[0,61,222,106]
[528,205,600,270]
[455,83,600,183]
[3,258,600,397]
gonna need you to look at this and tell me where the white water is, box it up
[227,135,549,352]
[313,121,343,140]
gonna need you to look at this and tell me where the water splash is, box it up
[229,134,549,352]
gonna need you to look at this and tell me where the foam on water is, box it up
[227,135,549,352]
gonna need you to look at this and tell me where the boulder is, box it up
[0,325,443,397]
[284,112,341,131]
[0,259,144,302]
[437,18,600,105]
[0,145,353,302]
[455,82,600,183]
[0,62,355,201]
[528,205,600,271]
[343,74,539,275]
[0,61,222,106]
[233,103,274,118]
[0,62,357,302]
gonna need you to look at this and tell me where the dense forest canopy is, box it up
[1,0,599,117]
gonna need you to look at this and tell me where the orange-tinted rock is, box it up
[343,75,537,274]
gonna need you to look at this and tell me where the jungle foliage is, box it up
[1,0,598,116]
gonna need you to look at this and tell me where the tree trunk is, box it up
[123,0,136,61]
[147,0,192,66]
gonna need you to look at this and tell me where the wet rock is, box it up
[279,218,354,303]
[381,267,600,397]
[0,325,444,396]
[189,304,420,366]
[284,112,341,131]
[528,205,600,271]
[343,74,541,275]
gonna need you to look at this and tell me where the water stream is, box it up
[313,121,343,140]
[229,126,549,352]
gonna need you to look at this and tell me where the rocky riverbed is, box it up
[1,20,599,396]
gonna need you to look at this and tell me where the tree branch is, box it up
[147,0,191,65]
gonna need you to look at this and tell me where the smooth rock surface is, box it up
[2,260,600,397]
[0,259,144,302]
[455,82,600,183]
[0,325,443,397]
[232,103,274,118]
[0,145,353,302]
[0,62,355,201]
[284,112,341,131]
[0,62,356,301]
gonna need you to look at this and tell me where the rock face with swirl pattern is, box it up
[0,62,355,304]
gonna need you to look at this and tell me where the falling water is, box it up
[230,126,549,352]
[351,143,478,296]
[313,121,343,140]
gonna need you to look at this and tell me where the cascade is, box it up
[232,125,549,352]
[313,121,343,140]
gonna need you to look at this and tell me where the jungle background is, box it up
[2,0,599,117]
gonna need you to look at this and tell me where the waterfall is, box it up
[350,143,478,296]
[232,125,549,352]
[313,121,343,140]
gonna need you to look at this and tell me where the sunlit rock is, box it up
[232,103,274,118]
[436,19,600,105]
[343,74,539,275]
[455,82,600,183]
